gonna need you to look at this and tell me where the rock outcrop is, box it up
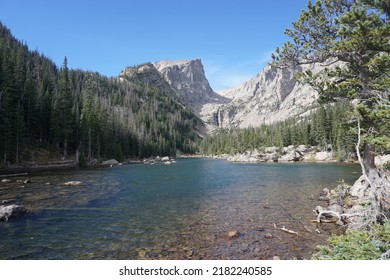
[0,204,27,221]
[120,59,229,133]
[221,145,335,163]
[101,159,120,166]
[120,59,327,133]
[215,64,323,128]
[152,59,230,131]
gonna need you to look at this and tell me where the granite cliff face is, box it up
[214,64,321,128]
[152,59,230,131]
[119,63,179,99]
[120,59,322,133]
[120,59,230,132]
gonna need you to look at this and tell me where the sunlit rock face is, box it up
[214,63,323,129]
[122,59,324,133]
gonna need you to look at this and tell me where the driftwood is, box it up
[314,207,364,224]
[273,223,298,235]
[303,225,313,233]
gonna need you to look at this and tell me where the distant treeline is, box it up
[0,23,201,167]
[199,102,357,161]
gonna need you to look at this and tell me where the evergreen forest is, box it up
[199,102,357,160]
[0,23,201,168]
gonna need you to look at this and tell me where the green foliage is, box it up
[200,102,356,159]
[313,222,390,260]
[0,22,201,167]
[272,0,390,165]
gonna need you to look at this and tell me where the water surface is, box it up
[0,158,360,259]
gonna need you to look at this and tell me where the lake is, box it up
[0,158,360,260]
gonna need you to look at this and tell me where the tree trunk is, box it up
[63,136,67,158]
[363,142,376,173]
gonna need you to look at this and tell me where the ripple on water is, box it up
[0,159,360,259]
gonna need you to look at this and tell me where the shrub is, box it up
[312,222,390,260]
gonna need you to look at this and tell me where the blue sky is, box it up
[0,0,309,90]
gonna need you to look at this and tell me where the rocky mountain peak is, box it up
[152,59,229,108]
[215,63,322,128]
[120,59,325,134]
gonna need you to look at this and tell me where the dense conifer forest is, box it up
[199,102,357,160]
[0,23,201,167]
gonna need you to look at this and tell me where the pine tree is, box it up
[272,0,390,221]
[56,57,73,158]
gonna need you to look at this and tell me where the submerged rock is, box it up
[62,181,84,186]
[264,233,273,239]
[227,230,240,239]
[0,205,26,221]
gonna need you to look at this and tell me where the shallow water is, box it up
[0,158,360,259]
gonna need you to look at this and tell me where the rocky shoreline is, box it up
[206,145,349,163]
[313,155,390,231]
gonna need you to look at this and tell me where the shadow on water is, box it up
[0,159,360,259]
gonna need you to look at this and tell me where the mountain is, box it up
[0,23,202,166]
[152,59,230,132]
[214,64,321,128]
[121,59,230,132]
[152,59,229,110]
[137,59,322,132]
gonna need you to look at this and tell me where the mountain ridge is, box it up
[139,59,322,132]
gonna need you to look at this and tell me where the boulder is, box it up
[270,153,279,162]
[280,150,302,162]
[315,151,332,161]
[375,154,390,167]
[161,156,170,162]
[349,175,367,199]
[102,159,119,166]
[0,205,26,221]
[227,230,240,239]
[264,233,273,239]
[318,196,330,202]
[296,145,307,152]
[265,146,278,153]
[283,145,295,153]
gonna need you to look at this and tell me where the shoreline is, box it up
[1,148,358,176]
[201,145,357,164]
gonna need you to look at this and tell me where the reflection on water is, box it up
[0,159,360,259]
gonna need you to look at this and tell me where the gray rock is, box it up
[328,204,344,213]
[0,205,26,221]
[270,153,279,162]
[62,181,84,186]
[318,196,330,202]
[227,230,240,239]
[280,150,302,162]
[264,233,273,239]
[102,159,119,166]
[315,151,332,161]
[161,156,170,162]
